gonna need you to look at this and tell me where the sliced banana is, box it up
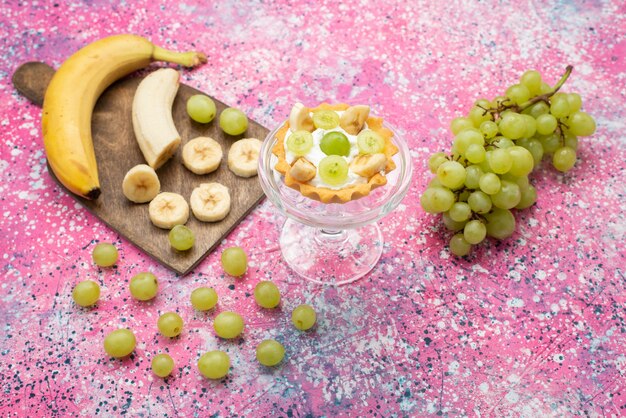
[148,192,189,229]
[340,105,370,135]
[122,164,161,203]
[182,136,223,174]
[228,138,262,177]
[289,102,314,132]
[190,183,231,222]
[350,153,387,178]
[289,158,316,182]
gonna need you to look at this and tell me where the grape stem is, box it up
[516,65,573,112]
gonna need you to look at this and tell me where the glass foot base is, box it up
[279,218,383,285]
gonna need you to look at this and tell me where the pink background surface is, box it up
[1,1,625,417]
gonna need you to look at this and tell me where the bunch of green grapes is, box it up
[422,66,596,256]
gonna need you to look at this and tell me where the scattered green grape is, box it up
[254,281,281,308]
[129,272,159,301]
[219,107,248,135]
[187,95,216,123]
[214,311,244,339]
[256,340,285,366]
[286,130,314,156]
[221,247,248,277]
[158,312,184,338]
[312,110,340,130]
[169,225,194,251]
[72,280,100,307]
[190,287,218,311]
[292,304,316,331]
[92,243,118,267]
[319,155,349,186]
[152,354,175,378]
[197,351,230,379]
[104,329,136,358]
[320,131,351,156]
[357,130,385,154]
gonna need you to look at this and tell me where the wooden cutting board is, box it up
[12,62,267,275]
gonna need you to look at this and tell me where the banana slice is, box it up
[122,164,161,203]
[148,192,189,229]
[340,105,370,135]
[289,158,316,182]
[190,183,231,222]
[182,136,223,174]
[289,103,314,132]
[228,138,262,177]
[350,153,387,178]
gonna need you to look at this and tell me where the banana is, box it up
[132,68,183,169]
[148,192,189,229]
[42,34,206,199]
[182,136,223,174]
[122,164,160,203]
[289,103,314,132]
[190,183,231,222]
[227,138,262,177]
[289,158,316,182]
[340,105,370,135]
[350,153,388,178]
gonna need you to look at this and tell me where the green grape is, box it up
[256,340,285,366]
[453,129,483,154]
[468,191,492,214]
[214,311,244,339]
[103,329,136,358]
[158,312,184,338]
[219,107,248,135]
[442,212,466,231]
[190,287,218,311]
[429,177,443,188]
[520,70,542,95]
[541,133,561,154]
[428,152,448,174]
[485,208,516,239]
[463,220,487,245]
[449,234,472,257]
[468,105,492,127]
[491,95,508,109]
[499,113,526,140]
[567,93,582,113]
[536,114,557,135]
[491,180,521,209]
[357,130,385,154]
[437,161,466,189]
[286,130,314,156]
[450,117,474,135]
[186,95,216,123]
[479,173,501,195]
[465,144,486,164]
[488,148,512,174]
[72,280,100,307]
[553,147,577,172]
[479,121,498,139]
[168,225,194,251]
[197,351,230,379]
[449,202,471,222]
[474,98,491,108]
[507,146,535,177]
[312,110,340,130]
[320,131,351,156]
[254,281,281,308]
[564,132,578,151]
[152,354,175,378]
[221,247,248,277]
[420,186,455,213]
[501,173,529,190]
[464,165,483,189]
[505,84,530,105]
[92,243,118,267]
[550,95,571,119]
[492,136,514,149]
[318,155,349,186]
[539,82,552,94]
[515,185,537,209]
[527,101,550,118]
[567,111,596,136]
[521,114,537,138]
[292,304,316,331]
[129,272,159,301]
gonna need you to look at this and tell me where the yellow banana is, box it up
[41,34,206,199]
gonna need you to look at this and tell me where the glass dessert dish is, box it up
[258,120,413,286]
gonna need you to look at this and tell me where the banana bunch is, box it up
[42,34,206,199]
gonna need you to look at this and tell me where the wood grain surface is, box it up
[12,62,267,275]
